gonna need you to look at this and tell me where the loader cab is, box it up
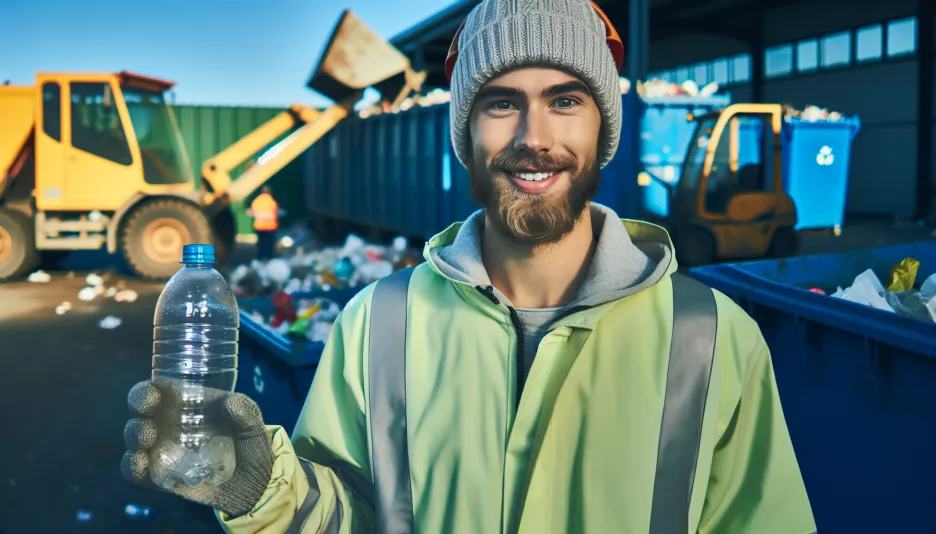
[34,71,194,212]
[672,103,798,266]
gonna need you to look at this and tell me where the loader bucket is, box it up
[307,9,419,104]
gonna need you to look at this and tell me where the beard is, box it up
[468,148,601,246]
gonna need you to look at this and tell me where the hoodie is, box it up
[429,202,673,378]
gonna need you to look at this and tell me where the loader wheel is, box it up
[0,208,39,281]
[675,225,715,267]
[121,199,213,281]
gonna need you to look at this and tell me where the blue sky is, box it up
[0,0,455,109]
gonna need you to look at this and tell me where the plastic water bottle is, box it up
[148,244,239,489]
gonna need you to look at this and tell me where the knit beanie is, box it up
[448,0,623,169]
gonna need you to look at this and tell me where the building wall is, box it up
[648,0,927,218]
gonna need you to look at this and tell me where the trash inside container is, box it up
[236,287,362,434]
[639,94,731,217]
[690,241,936,534]
[739,116,861,230]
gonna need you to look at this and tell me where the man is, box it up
[121,0,817,532]
[248,185,280,261]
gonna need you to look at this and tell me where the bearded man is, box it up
[121,0,817,532]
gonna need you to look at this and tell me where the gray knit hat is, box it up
[448,0,623,169]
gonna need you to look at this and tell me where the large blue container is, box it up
[236,287,362,434]
[690,241,936,533]
[638,94,731,217]
[305,90,732,238]
[738,116,861,230]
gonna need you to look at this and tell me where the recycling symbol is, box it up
[816,146,834,166]
[253,365,265,394]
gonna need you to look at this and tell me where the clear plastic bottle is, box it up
[148,244,239,489]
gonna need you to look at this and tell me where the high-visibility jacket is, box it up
[251,193,279,232]
[216,217,816,534]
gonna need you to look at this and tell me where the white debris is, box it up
[28,270,51,283]
[78,287,97,301]
[86,273,104,287]
[55,302,72,315]
[114,289,138,303]
[98,316,122,329]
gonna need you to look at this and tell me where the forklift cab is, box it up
[670,103,798,266]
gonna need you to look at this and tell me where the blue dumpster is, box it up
[236,287,363,434]
[690,241,936,533]
[738,115,861,231]
[639,94,731,217]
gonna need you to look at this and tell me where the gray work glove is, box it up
[120,379,275,518]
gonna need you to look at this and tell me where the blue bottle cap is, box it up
[181,244,216,265]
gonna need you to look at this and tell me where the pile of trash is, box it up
[231,230,423,340]
[808,258,936,322]
[629,78,721,99]
[783,104,845,122]
[357,88,452,118]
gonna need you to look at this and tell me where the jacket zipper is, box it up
[475,285,525,410]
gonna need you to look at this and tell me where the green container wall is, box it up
[173,105,306,236]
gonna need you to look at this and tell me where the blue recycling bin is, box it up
[639,94,731,217]
[690,241,936,533]
[236,286,363,434]
[738,116,861,230]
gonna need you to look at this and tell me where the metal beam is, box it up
[915,0,934,220]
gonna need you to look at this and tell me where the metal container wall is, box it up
[690,241,936,533]
[174,104,306,236]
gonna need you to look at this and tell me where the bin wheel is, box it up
[675,225,715,267]
[0,208,38,281]
[121,199,213,281]
[769,226,800,258]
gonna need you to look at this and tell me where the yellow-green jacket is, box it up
[217,205,816,534]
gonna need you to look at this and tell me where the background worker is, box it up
[247,184,283,261]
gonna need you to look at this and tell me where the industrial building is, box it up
[390,0,934,223]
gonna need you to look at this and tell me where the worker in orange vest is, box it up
[247,185,282,261]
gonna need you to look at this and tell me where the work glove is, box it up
[120,378,275,518]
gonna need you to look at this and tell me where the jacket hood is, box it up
[423,203,677,314]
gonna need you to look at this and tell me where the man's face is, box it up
[467,67,603,246]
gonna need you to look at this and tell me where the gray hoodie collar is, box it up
[428,203,672,310]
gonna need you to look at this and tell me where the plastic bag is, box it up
[830,269,895,312]
[885,257,920,292]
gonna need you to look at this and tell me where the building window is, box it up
[797,39,819,72]
[693,62,710,84]
[731,53,751,83]
[887,17,917,57]
[821,31,851,68]
[676,67,691,83]
[712,58,729,85]
[765,44,793,78]
[856,24,883,61]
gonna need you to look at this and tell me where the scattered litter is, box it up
[124,503,154,520]
[98,316,122,329]
[78,287,98,301]
[105,287,118,298]
[76,510,92,522]
[88,210,103,222]
[86,273,104,287]
[55,302,72,315]
[28,270,51,283]
[114,289,138,303]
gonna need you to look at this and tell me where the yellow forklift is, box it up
[0,10,425,281]
[648,103,800,267]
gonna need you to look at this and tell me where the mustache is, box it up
[489,150,578,174]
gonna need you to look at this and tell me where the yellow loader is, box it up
[0,10,424,281]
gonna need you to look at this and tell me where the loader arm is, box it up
[200,103,322,198]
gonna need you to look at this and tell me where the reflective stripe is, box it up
[649,273,718,534]
[288,458,346,534]
[367,268,717,534]
[368,266,416,534]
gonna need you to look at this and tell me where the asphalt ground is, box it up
[0,220,932,534]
